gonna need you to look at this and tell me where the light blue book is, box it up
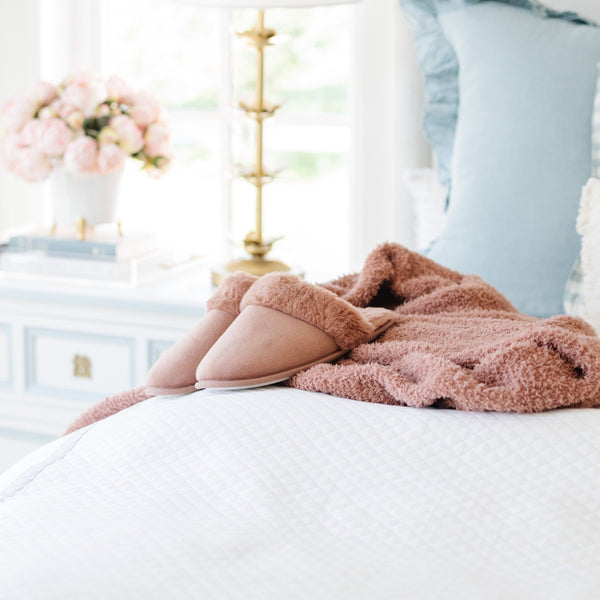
[8,230,157,262]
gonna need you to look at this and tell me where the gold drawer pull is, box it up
[73,354,92,379]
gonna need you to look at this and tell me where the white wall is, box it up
[351,0,430,268]
[0,0,45,234]
[40,0,106,80]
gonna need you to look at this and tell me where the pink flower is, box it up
[97,126,119,145]
[0,96,37,133]
[32,81,57,107]
[110,114,144,154]
[129,91,161,128]
[49,100,84,129]
[106,76,135,105]
[64,136,98,175]
[50,99,76,120]
[60,73,80,87]
[0,133,24,171]
[66,110,84,130]
[38,118,74,156]
[96,103,111,117]
[20,120,46,147]
[61,75,107,117]
[0,75,171,182]
[143,122,170,158]
[145,155,171,178]
[97,143,126,175]
[38,106,57,120]
[15,147,52,182]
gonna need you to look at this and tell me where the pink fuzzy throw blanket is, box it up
[65,243,600,435]
[289,243,600,412]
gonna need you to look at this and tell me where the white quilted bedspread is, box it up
[1,387,600,600]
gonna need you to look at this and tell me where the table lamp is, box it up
[182,0,360,285]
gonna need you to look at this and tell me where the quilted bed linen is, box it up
[1,388,600,600]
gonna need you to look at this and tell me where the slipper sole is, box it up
[145,383,199,396]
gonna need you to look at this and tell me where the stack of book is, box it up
[0,229,195,285]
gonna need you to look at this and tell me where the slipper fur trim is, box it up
[64,386,152,435]
[206,272,258,315]
[240,273,376,351]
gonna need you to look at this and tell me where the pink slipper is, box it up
[195,273,398,390]
[145,272,257,395]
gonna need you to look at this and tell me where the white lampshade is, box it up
[182,0,359,7]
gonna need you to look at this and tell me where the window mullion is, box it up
[350,0,402,268]
[40,0,106,80]
[218,9,234,263]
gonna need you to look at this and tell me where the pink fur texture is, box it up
[206,272,257,315]
[64,386,152,435]
[241,273,377,350]
[66,242,600,436]
[290,243,600,412]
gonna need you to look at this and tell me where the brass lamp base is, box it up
[214,11,304,289]
[211,257,303,287]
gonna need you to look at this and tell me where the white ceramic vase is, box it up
[51,169,123,228]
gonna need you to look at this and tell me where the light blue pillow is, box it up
[402,0,600,317]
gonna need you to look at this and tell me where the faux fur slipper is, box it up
[145,272,257,395]
[195,273,398,390]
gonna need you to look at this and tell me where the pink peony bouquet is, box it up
[0,73,172,182]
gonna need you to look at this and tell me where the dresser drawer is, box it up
[0,323,12,387]
[25,328,135,399]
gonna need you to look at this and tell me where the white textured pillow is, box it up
[574,177,600,332]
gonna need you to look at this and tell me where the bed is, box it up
[2,388,600,599]
[3,1,600,598]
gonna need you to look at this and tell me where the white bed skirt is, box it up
[1,387,599,599]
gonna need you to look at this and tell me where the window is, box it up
[24,0,414,277]
[99,0,355,278]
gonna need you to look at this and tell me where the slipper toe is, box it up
[195,305,340,389]
[145,272,257,395]
[146,308,237,395]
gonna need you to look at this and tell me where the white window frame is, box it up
[351,0,430,267]
[16,0,431,268]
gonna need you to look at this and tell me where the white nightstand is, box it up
[0,270,212,440]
